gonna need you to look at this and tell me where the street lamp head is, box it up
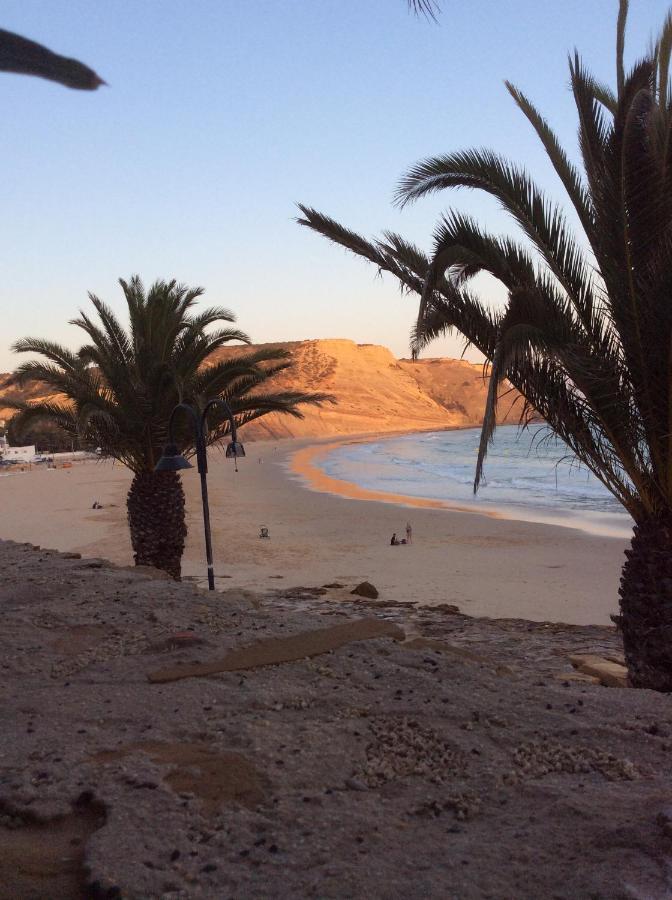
[225,440,245,459]
[154,443,193,472]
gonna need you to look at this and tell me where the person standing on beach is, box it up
[406,522,412,544]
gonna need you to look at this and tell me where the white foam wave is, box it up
[317,426,633,537]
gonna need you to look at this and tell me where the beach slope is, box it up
[0,438,626,625]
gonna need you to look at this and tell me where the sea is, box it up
[314,425,633,539]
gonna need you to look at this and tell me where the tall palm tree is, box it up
[298,2,672,691]
[3,276,331,578]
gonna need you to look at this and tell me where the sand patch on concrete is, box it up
[50,625,109,657]
[92,743,266,815]
[402,636,491,664]
[0,801,105,900]
[147,617,405,683]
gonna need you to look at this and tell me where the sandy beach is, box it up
[0,435,628,625]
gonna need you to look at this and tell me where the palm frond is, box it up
[504,80,594,234]
[0,28,104,90]
[616,0,629,97]
[407,0,440,21]
[657,10,672,105]
[589,79,618,114]
[297,205,427,295]
[6,276,324,474]
[3,401,79,441]
[397,149,598,333]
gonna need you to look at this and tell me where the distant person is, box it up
[406,522,412,544]
[390,533,399,546]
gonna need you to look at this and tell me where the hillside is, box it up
[198,339,522,439]
[398,356,525,426]
[0,339,522,440]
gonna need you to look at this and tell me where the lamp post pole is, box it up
[193,408,215,591]
[161,398,244,590]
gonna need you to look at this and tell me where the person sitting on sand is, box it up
[390,533,400,546]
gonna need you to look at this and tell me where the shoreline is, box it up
[288,430,633,540]
[0,434,628,625]
[289,436,499,517]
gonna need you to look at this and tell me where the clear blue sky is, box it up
[0,0,669,371]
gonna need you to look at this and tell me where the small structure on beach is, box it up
[1,444,35,462]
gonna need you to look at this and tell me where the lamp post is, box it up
[154,398,245,590]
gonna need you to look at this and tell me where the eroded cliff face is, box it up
[198,339,522,439]
[0,339,523,440]
[0,375,62,427]
[398,356,524,426]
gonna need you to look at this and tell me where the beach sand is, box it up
[0,436,628,625]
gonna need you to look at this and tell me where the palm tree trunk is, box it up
[617,515,672,691]
[126,471,187,579]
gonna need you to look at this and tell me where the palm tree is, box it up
[298,2,672,691]
[3,276,331,578]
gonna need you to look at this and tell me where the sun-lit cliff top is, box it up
[0,339,522,440]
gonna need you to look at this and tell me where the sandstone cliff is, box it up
[0,339,523,440]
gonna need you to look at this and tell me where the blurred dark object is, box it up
[0,28,104,90]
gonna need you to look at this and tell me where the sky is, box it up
[0,0,670,371]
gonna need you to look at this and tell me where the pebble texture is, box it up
[0,539,671,899]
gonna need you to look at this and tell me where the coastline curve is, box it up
[288,433,632,540]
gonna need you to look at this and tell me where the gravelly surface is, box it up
[1,538,671,899]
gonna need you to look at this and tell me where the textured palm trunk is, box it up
[616,515,672,691]
[126,471,187,579]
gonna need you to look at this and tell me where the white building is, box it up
[1,445,36,462]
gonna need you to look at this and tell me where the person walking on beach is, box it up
[406,522,412,545]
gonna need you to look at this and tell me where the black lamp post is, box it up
[154,398,245,590]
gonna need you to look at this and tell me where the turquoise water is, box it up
[314,426,633,538]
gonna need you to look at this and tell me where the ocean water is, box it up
[315,426,633,538]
